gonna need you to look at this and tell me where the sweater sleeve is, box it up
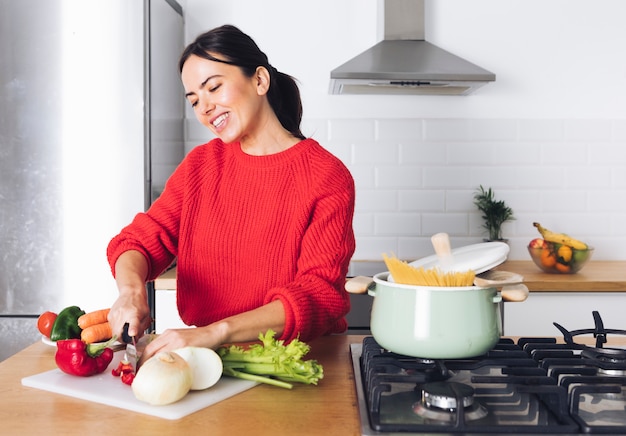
[106,147,194,280]
[263,152,356,342]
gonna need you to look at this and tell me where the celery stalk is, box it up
[217,330,324,389]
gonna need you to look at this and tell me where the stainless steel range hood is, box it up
[329,0,495,95]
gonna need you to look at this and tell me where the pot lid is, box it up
[408,241,509,274]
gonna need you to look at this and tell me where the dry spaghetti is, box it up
[382,253,475,287]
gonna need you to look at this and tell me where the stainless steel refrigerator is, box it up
[0,0,185,361]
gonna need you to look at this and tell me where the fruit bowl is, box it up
[528,242,594,274]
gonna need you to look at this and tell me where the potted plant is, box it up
[473,185,515,241]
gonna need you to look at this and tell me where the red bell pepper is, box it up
[111,360,135,385]
[55,339,114,377]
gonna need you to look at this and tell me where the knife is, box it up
[122,322,138,372]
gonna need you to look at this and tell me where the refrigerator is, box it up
[0,0,185,361]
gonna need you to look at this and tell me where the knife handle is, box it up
[122,322,133,344]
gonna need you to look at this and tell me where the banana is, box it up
[533,222,588,250]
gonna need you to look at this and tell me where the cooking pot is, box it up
[366,272,502,359]
[345,239,528,359]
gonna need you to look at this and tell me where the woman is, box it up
[106,25,355,362]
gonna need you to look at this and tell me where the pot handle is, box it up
[492,294,503,304]
[366,280,377,297]
[345,276,374,294]
[501,284,530,302]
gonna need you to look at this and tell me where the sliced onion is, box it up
[173,346,223,390]
[132,351,192,405]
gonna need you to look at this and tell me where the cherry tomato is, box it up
[37,311,58,338]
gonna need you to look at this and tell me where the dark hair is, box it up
[179,25,304,140]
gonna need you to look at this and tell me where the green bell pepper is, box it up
[50,305,85,341]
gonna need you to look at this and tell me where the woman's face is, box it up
[181,54,269,144]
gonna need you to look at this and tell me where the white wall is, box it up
[180,0,626,262]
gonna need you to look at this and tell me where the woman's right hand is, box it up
[108,286,151,341]
[108,250,151,340]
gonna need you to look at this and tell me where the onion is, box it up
[132,351,193,405]
[173,346,223,390]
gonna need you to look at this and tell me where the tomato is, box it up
[37,311,58,338]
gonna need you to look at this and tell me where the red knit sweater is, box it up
[107,138,356,342]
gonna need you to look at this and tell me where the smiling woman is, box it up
[106,24,356,362]
[178,24,305,154]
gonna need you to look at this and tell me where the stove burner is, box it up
[412,382,488,422]
[598,368,626,377]
[581,347,626,364]
[421,381,475,409]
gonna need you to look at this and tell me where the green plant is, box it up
[473,185,515,241]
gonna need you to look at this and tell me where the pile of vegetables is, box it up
[217,329,324,389]
[37,306,118,378]
[38,306,324,405]
[131,330,324,406]
[37,306,113,344]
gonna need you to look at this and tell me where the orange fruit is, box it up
[555,262,571,273]
[540,248,557,268]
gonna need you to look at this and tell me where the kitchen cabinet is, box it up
[153,268,187,333]
[503,292,625,336]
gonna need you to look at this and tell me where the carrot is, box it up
[78,308,110,329]
[80,321,113,344]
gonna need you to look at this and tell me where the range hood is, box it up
[329,0,495,95]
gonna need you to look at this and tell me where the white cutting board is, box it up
[21,350,257,420]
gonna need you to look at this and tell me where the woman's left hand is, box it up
[138,324,227,366]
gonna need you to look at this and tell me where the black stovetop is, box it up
[351,311,626,435]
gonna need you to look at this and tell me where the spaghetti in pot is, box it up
[383,253,475,287]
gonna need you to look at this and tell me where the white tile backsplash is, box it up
[377,119,423,141]
[518,120,563,141]
[564,119,612,141]
[326,118,626,261]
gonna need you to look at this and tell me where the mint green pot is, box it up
[368,272,502,359]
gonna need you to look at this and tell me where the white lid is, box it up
[408,241,510,274]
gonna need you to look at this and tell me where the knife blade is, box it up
[122,322,138,372]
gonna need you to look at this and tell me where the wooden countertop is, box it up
[156,261,626,292]
[154,266,177,289]
[2,336,363,435]
[494,260,626,292]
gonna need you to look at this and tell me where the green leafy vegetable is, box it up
[216,330,323,389]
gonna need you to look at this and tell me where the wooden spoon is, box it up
[431,232,454,271]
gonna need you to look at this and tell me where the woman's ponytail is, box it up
[266,68,304,140]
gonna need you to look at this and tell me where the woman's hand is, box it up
[138,300,285,365]
[108,250,151,340]
[138,324,228,366]
[108,287,152,342]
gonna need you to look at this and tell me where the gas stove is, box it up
[351,311,626,435]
